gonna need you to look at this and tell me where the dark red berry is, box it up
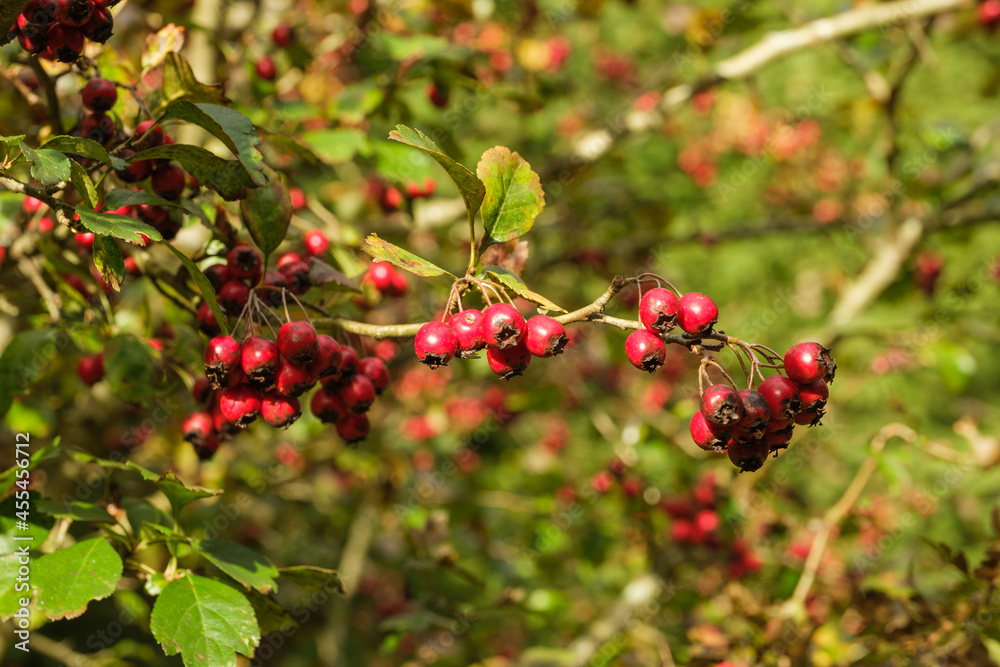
[310,387,346,423]
[196,302,220,335]
[363,262,393,293]
[339,373,375,413]
[783,342,836,384]
[427,82,448,108]
[385,268,408,297]
[80,4,112,42]
[736,389,771,438]
[195,435,220,460]
[20,1,57,34]
[482,303,526,350]
[218,385,260,427]
[700,384,744,426]
[182,411,215,447]
[689,411,731,453]
[795,379,829,426]
[303,230,329,256]
[46,23,84,61]
[336,412,370,443]
[415,321,459,369]
[241,336,280,388]
[227,245,262,285]
[116,149,152,182]
[258,270,288,306]
[281,259,311,294]
[275,358,315,397]
[81,112,115,144]
[81,77,117,112]
[307,334,342,378]
[766,427,794,452]
[757,376,802,421]
[17,32,47,54]
[271,23,294,48]
[639,287,678,333]
[203,264,231,292]
[337,345,359,377]
[277,321,318,366]
[135,120,165,148]
[261,392,301,428]
[255,56,276,81]
[727,436,769,472]
[192,377,212,404]
[625,329,666,373]
[357,357,389,394]
[525,315,568,358]
[677,292,718,335]
[205,336,241,387]
[448,309,487,356]
[151,164,186,200]
[77,353,104,385]
[54,0,93,27]
[217,280,250,314]
[486,340,531,380]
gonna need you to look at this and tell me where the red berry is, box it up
[307,334,342,378]
[81,77,117,112]
[241,336,280,388]
[303,229,329,256]
[336,412,370,443]
[276,252,301,269]
[385,267,408,297]
[217,280,250,314]
[218,385,261,427]
[271,23,294,48]
[427,82,448,108]
[22,196,44,215]
[337,345,359,377]
[415,322,459,369]
[625,329,666,373]
[980,0,1000,26]
[736,389,771,438]
[364,262,394,293]
[590,470,614,494]
[524,315,568,358]
[277,321,318,366]
[671,519,695,542]
[700,384,744,426]
[289,187,307,211]
[357,357,389,394]
[380,185,402,211]
[728,436,769,472]
[46,22,84,62]
[204,336,241,387]
[486,340,531,380]
[766,427,794,452]
[275,358,315,397]
[80,3,112,42]
[795,379,829,426]
[281,259,311,295]
[339,373,375,413]
[81,112,115,144]
[194,435,220,460]
[757,375,802,421]
[310,387,347,423]
[677,292,718,335]
[255,56,277,81]
[689,411,730,453]
[482,303,526,350]
[116,149,152,182]
[54,0,92,27]
[182,411,215,447]
[151,164,186,200]
[783,342,836,384]
[135,120,164,148]
[0,246,5,265]
[639,288,678,333]
[227,245,262,285]
[77,352,104,385]
[448,309,486,355]
[261,392,301,428]
[192,377,213,404]
[74,232,95,250]
[694,509,719,534]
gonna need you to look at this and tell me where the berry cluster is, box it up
[625,287,719,372]
[5,0,114,61]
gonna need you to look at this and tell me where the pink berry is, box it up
[639,287,678,333]
[676,292,718,335]
[625,329,666,373]
[303,230,330,256]
[524,315,568,358]
[414,321,459,369]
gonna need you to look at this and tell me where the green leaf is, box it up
[69,449,161,482]
[93,234,125,292]
[76,207,163,245]
[157,101,265,186]
[131,144,257,202]
[483,266,566,313]
[0,329,63,419]
[259,128,323,167]
[0,134,26,163]
[43,136,129,170]
[0,440,61,494]
[151,575,260,667]
[475,146,545,259]
[20,141,72,186]
[103,333,165,408]
[163,52,229,105]
[33,538,123,620]
[194,540,280,594]
[157,471,221,517]
[35,500,115,523]
[163,242,229,335]
[300,128,370,164]
[68,159,99,209]
[389,125,485,226]
[278,566,345,594]
[0,493,53,554]
[361,234,454,279]
[244,590,299,635]
[240,173,291,257]
[0,551,35,619]
[102,187,209,223]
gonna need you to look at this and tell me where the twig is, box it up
[18,256,62,321]
[28,633,104,667]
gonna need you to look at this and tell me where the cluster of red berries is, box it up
[691,342,836,473]
[414,302,568,380]
[624,287,719,373]
[5,0,114,61]
[365,177,436,212]
[361,261,408,298]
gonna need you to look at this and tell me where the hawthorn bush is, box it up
[2,0,1000,665]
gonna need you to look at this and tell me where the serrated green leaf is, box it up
[92,234,125,292]
[0,329,63,419]
[194,540,279,594]
[1,134,26,163]
[244,589,299,635]
[240,173,291,257]
[131,144,257,201]
[35,499,115,523]
[20,142,71,185]
[0,551,37,619]
[157,471,221,518]
[278,566,345,594]
[163,242,229,335]
[389,125,485,227]
[151,575,260,667]
[103,334,158,407]
[301,128,370,164]
[76,207,163,245]
[68,159,99,210]
[33,538,123,620]
[475,146,544,259]
[163,52,229,105]
[362,234,454,279]
[484,266,566,313]
[157,101,264,186]
[43,136,129,170]
[0,493,53,554]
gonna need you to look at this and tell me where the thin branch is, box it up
[27,57,62,132]
[18,256,61,321]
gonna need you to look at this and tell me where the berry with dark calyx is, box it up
[196,303,220,334]
[336,412,370,443]
[766,427,794,452]
[195,435,220,460]
[80,4,112,42]
[81,77,117,112]
[271,23,294,47]
[227,245,263,285]
[757,375,802,421]
[182,411,215,447]
[137,204,168,225]
[151,163,186,200]
[795,379,829,426]
[135,120,165,148]
[486,340,532,380]
[46,23,84,61]
[218,385,261,427]
[448,309,487,356]
[18,33,47,54]
[736,389,771,438]
[203,263,230,292]
[261,392,301,428]
[728,436,769,472]
[690,411,731,453]
[277,321,318,366]
[217,280,250,314]
[357,357,389,394]
[258,270,288,306]
[310,386,346,423]
[241,336,280,388]
[81,112,115,144]
[339,373,375,413]
[281,259,311,295]
[415,321,459,369]
[677,292,718,335]
[192,377,213,404]
[482,303,526,350]
[427,82,448,108]
[115,149,152,182]
[783,341,836,384]
[275,358,315,397]
[337,345,359,378]
[625,329,666,373]
[525,315,568,358]
[700,383,744,426]
[54,0,93,27]
[20,1,58,34]
[765,417,793,436]
[77,352,104,385]
[255,56,277,80]
[303,230,329,256]
[205,335,241,387]
[639,287,678,333]
[307,334,342,378]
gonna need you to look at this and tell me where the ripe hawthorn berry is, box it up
[308,334,342,378]
[303,230,329,256]
[82,77,117,112]
[357,357,389,394]
[255,56,277,81]
[195,436,220,460]
[227,245,263,285]
[116,149,152,182]
[310,387,347,423]
[205,336,241,387]
[415,321,459,369]
[364,262,394,293]
[281,259,311,295]
[81,112,114,144]
[639,287,678,333]
[218,385,261,427]
[689,411,730,453]
[339,373,375,413]
[277,321,318,366]
[182,411,215,447]
[192,377,212,404]
[728,436,769,473]
[74,232,94,250]
[794,379,829,426]
[196,302,220,334]
[980,0,1000,26]
[261,392,301,428]
[275,358,315,397]
[700,384,744,426]
[336,412,370,443]
[77,352,104,385]
[783,341,836,384]
[487,340,532,380]
[385,268,408,297]
[625,329,666,373]
[677,292,718,335]
[337,345,359,377]
[448,309,486,356]
[47,22,85,61]
[217,280,250,314]
[135,120,164,148]
[525,315,568,358]
[766,428,793,452]
[241,336,281,388]
[54,0,92,27]
[271,23,294,48]
[151,163,186,200]
[757,375,802,421]
[482,303,526,350]
[80,4,112,42]
[736,388,771,437]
